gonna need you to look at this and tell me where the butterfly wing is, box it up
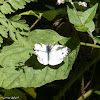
[34,44,48,65]
[49,45,70,65]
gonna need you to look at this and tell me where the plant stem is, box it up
[80,42,100,48]
[30,17,41,30]
[77,89,93,100]
[70,2,97,44]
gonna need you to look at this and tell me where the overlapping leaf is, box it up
[0,13,29,42]
[0,29,79,89]
[67,3,98,32]
[0,0,37,14]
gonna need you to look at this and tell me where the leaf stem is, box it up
[70,1,97,43]
[80,42,100,48]
[30,17,41,30]
[77,89,93,100]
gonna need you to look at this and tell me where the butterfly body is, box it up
[34,43,70,65]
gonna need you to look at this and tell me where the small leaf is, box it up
[1,2,14,14]
[85,20,95,32]
[0,36,3,43]
[19,10,39,18]
[0,0,37,14]
[74,25,88,32]
[0,25,8,38]
[67,6,82,26]
[43,10,58,21]
[22,88,37,99]
[93,36,100,44]
[94,90,100,95]
[0,94,4,100]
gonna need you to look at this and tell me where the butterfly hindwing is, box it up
[34,44,48,65]
[34,43,71,66]
[49,45,70,65]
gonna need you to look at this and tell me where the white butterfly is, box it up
[34,43,71,66]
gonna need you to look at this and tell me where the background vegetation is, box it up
[0,0,100,100]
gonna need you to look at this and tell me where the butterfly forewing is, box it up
[34,44,48,65]
[49,45,70,65]
[34,44,71,66]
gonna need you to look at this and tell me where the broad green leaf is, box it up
[28,29,64,44]
[0,0,4,4]
[80,3,98,24]
[74,25,88,32]
[67,6,82,26]
[0,29,79,89]
[43,10,58,21]
[85,20,95,32]
[67,4,98,32]
[0,38,33,68]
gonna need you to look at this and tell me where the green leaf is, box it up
[0,13,30,41]
[94,90,100,95]
[67,6,82,26]
[0,94,3,100]
[0,25,8,38]
[0,38,33,68]
[43,10,58,21]
[80,3,98,24]
[28,29,64,44]
[0,36,3,44]
[9,15,29,31]
[0,0,37,14]
[1,2,14,14]
[19,10,39,18]
[0,29,79,89]
[0,36,3,47]
[85,20,95,32]
[2,89,27,100]
[7,15,30,41]
[22,88,36,99]
[67,4,98,32]
[74,25,88,32]
[93,37,100,44]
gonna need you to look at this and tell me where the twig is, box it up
[81,77,85,99]
[78,89,93,100]
[80,42,100,48]
[30,17,41,30]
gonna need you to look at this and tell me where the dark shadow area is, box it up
[25,54,64,69]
